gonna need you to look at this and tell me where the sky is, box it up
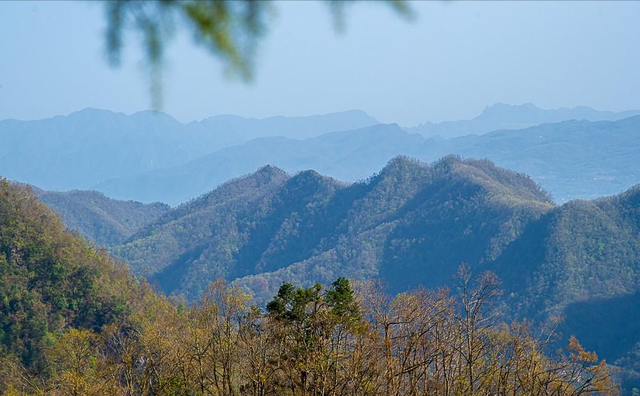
[1,1,640,126]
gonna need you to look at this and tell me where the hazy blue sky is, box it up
[1,1,640,125]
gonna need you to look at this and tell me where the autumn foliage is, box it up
[1,274,617,396]
[0,179,618,395]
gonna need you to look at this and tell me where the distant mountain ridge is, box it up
[94,123,417,205]
[0,108,378,191]
[36,188,170,246]
[196,109,379,140]
[96,116,640,205]
[405,102,640,138]
[3,103,639,206]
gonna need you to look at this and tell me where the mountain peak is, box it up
[477,102,543,121]
[378,155,552,207]
[221,165,290,192]
[130,109,180,124]
[256,165,288,178]
[279,170,343,202]
[68,107,123,119]
[288,169,341,189]
[484,102,539,111]
[380,155,426,174]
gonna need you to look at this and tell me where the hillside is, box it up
[0,108,378,191]
[489,185,640,387]
[1,163,634,392]
[406,102,640,138]
[114,156,554,301]
[37,189,169,246]
[0,179,616,396]
[96,116,640,205]
[113,158,640,390]
[0,179,153,370]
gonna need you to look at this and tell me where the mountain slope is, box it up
[37,189,169,246]
[0,174,620,395]
[111,158,640,389]
[113,165,292,298]
[0,179,151,369]
[0,108,378,191]
[112,155,639,320]
[406,102,640,138]
[96,116,640,205]
[487,185,640,388]
[114,156,553,301]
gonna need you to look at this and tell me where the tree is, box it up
[454,263,503,394]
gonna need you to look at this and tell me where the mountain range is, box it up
[96,116,640,205]
[0,174,624,395]
[35,188,169,246]
[113,156,554,301]
[6,152,640,390]
[406,102,640,138]
[2,103,639,206]
[104,156,640,389]
[0,108,378,191]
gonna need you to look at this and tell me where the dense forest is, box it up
[0,178,618,394]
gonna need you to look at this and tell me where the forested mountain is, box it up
[112,157,640,390]
[36,189,169,246]
[0,179,154,372]
[114,156,553,301]
[97,116,640,205]
[489,185,640,389]
[0,178,617,395]
[0,108,377,191]
[406,102,640,139]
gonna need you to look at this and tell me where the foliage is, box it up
[0,270,617,395]
[0,181,621,394]
[110,156,640,391]
[0,179,156,371]
[3,158,639,392]
[103,0,412,107]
